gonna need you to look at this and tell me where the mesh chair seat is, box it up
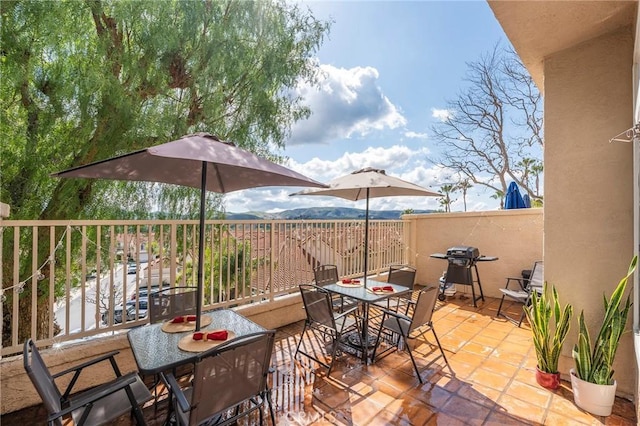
[147,286,199,406]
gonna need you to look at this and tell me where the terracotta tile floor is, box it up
[4,292,638,425]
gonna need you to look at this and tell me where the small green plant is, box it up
[525,282,573,373]
[572,255,637,385]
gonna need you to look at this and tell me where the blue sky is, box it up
[225,1,511,214]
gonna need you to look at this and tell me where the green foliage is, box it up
[1,0,330,221]
[438,184,456,213]
[1,0,329,343]
[525,282,573,373]
[178,228,253,304]
[572,256,636,385]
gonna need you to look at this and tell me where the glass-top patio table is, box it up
[322,279,411,363]
[127,309,265,375]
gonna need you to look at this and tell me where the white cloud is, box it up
[223,145,506,213]
[288,64,406,145]
[431,108,453,122]
[225,145,457,213]
[404,131,428,139]
[287,145,433,182]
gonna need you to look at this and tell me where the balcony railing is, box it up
[0,218,407,355]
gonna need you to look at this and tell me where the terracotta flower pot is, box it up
[535,366,561,390]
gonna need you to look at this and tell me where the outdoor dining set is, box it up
[294,264,450,384]
[22,134,459,424]
[23,262,456,426]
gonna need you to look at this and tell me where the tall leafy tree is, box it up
[1,0,330,221]
[430,45,543,205]
[0,0,329,344]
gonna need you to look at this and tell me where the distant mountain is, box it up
[226,207,435,220]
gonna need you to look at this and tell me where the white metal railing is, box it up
[0,218,407,355]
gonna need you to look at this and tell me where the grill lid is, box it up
[446,246,479,259]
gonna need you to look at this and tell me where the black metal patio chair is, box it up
[313,264,357,312]
[372,286,449,383]
[496,260,544,327]
[161,330,276,426]
[148,286,198,324]
[23,338,151,426]
[379,264,417,314]
[295,284,360,375]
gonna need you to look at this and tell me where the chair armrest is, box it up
[48,372,138,422]
[334,305,359,320]
[54,350,122,401]
[378,308,411,322]
[162,372,191,414]
[52,350,121,379]
[504,277,526,291]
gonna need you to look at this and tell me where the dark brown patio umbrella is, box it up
[290,167,440,286]
[53,133,326,330]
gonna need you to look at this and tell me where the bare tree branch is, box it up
[431,45,543,206]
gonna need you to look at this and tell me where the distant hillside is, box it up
[226,207,435,220]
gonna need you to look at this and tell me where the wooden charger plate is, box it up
[178,330,236,353]
[161,315,213,333]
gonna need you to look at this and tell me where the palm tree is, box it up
[438,184,457,213]
[531,162,543,198]
[456,179,473,212]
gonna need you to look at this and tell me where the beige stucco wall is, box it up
[404,209,543,298]
[544,26,636,397]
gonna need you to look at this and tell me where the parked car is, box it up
[101,298,148,324]
[129,279,171,300]
[127,263,138,274]
[124,298,148,321]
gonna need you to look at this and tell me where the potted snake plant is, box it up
[525,282,573,390]
[570,255,637,416]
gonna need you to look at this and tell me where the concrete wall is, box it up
[405,209,544,298]
[0,293,304,415]
[544,26,636,397]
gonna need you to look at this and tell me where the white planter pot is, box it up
[570,369,617,416]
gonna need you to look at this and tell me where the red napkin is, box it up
[171,315,197,323]
[372,286,394,292]
[192,330,228,341]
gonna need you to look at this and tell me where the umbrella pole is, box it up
[196,162,206,331]
[364,189,370,288]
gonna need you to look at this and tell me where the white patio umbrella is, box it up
[290,167,440,286]
[53,133,326,330]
